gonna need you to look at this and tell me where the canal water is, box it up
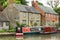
[0,34,60,40]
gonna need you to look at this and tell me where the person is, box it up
[18,27,20,33]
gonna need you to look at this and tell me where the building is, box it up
[0,12,9,30]
[32,0,58,26]
[2,0,42,27]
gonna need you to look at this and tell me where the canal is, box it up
[0,34,60,40]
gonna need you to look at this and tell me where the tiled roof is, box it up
[0,12,9,21]
[13,4,27,12]
[38,5,57,14]
[13,4,39,13]
[25,6,39,13]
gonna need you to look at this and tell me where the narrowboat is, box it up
[16,26,57,35]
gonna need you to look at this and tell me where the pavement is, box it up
[0,32,15,36]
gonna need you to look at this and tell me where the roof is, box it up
[0,12,9,21]
[13,4,39,13]
[25,6,39,13]
[38,5,57,14]
[13,4,27,12]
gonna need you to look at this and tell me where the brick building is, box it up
[32,0,58,26]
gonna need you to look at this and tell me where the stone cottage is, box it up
[0,12,9,30]
[2,0,42,27]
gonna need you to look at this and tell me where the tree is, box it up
[47,0,60,8]
[14,0,28,5]
[1,0,28,8]
[20,0,28,5]
[54,7,60,27]
[0,0,7,8]
[34,22,38,26]
[14,0,21,4]
[38,2,43,6]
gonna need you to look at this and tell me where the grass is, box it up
[0,30,6,33]
[8,29,15,32]
[0,29,15,33]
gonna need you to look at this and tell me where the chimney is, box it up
[32,0,38,8]
[8,0,14,4]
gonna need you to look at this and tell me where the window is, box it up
[0,22,3,27]
[45,14,48,17]
[6,22,9,26]
[14,17,19,21]
[23,13,26,18]
[46,20,50,26]
[36,15,39,19]
[22,20,26,24]
[53,15,57,18]
[36,20,39,22]
[36,20,39,25]
[29,13,33,19]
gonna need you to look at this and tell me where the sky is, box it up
[26,0,60,7]
[26,0,49,6]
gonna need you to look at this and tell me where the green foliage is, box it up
[34,22,38,26]
[8,29,15,32]
[14,0,28,5]
[54,7,60,27]
[0,0,28,8]
[54,7,60,13]
[16,22,20,27]
[20,0,28,5]
[3,0,8,8]
[0,0,8,8]
[38,2,43,6]
[16,22,28,27]
[0,30,6,32]
[14,0,21,4]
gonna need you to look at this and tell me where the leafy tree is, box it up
[14,0,21,4]
[54,7,60,27]
[0,0,7,8]
[47,0,60,8]
[20,0,28,5]
[14,0,28,5]
[34,22,38,26]
[38,2,43,6]
[0,0,28,8]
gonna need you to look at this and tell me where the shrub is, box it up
[0,30,6,32]
[34,22,38,26]
[16,22,29,27]
[8,29,15,32]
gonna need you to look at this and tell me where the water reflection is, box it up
[0,34,60,40]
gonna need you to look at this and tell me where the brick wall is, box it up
[31,0,58,26]
[32,0,45,26]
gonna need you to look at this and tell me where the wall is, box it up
[19,12,41,27]
[45,13,58,26]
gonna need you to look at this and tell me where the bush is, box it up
[0,30,6,32]
[8,29,15,32]
[16,22,29,27]
[34,22,38,26]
